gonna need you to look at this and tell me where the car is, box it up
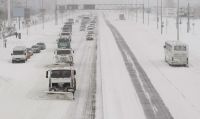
[86,33,95,40]
[26,48,33,59]
[87,30,95,35]
[31,45,41,53]
[36,42,46,50]
[11,46,28,63]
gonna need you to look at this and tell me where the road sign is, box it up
[83,4,95,10]
[13,8,24,17]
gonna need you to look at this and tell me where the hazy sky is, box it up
[56,0,200,6]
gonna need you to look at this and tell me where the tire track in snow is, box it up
[105,19,174,119]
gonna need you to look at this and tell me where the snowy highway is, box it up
[0,17,97,119]
[1,11,200,119]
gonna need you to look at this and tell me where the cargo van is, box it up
[164,41,189,67]
[11,46,28,63]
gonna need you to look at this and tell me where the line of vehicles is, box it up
[45,18,77,100]
[80,15,97,40]
[45,15,98,99]
[11,42,46,63]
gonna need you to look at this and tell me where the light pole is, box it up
[7,0,11,26]
[148,0,150,25]
[157,0,158,29]
[42,0,44,30]
[161,0,163,34]
[55,0,58,25]
[187,2,190,33]
[26,0,29,35]
[177,0,180,41]
[136,0,138,23]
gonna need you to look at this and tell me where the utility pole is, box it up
[157,0,159,29]
[148,0,150,25]
[55,0,58,25]
[177,0,180,41]
[26,0,29,36]
[143,3,144,24]
[7,0,11,26]
[187,2,190,33]
[136,0,138,23]
[42,0,44,30]
[161,0,163,34]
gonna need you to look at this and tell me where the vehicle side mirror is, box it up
[74,70,76,75]
[46,71,48,78]
[164,45,166,49]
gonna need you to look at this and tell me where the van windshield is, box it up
[174,46,186,51]
[57,50,71,55]
[13,51,24,55]
[51,70,71,78]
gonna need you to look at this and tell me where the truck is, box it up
[46,65,77,99]
[57,38,71,48]
[54,48,74,65]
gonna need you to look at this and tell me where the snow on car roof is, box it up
[165,40,188,46]
[13,46,26,51]
[48,64,75,70]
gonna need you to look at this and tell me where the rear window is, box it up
[57,50,71,55]
[32,46,38,48]
[61,33,70,35]
[174,46,187,51]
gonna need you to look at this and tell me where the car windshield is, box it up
[13,51,24,55]
[174,46,186,51]
[57,50,71,55]
[51,70,71,78]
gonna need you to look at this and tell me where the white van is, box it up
[11,46,28,63]
[164,41,189,67]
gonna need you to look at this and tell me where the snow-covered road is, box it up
[106,12,200,119]
[0,16,97,119]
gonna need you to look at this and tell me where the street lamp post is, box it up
[42,0,44,30]
[177,0,180,41]
[136,0,138,23]
[157,0,158,29]
[55,0,58,25]
[148,0,150,25]
[161,0,163,34]
[8,0,11,26]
